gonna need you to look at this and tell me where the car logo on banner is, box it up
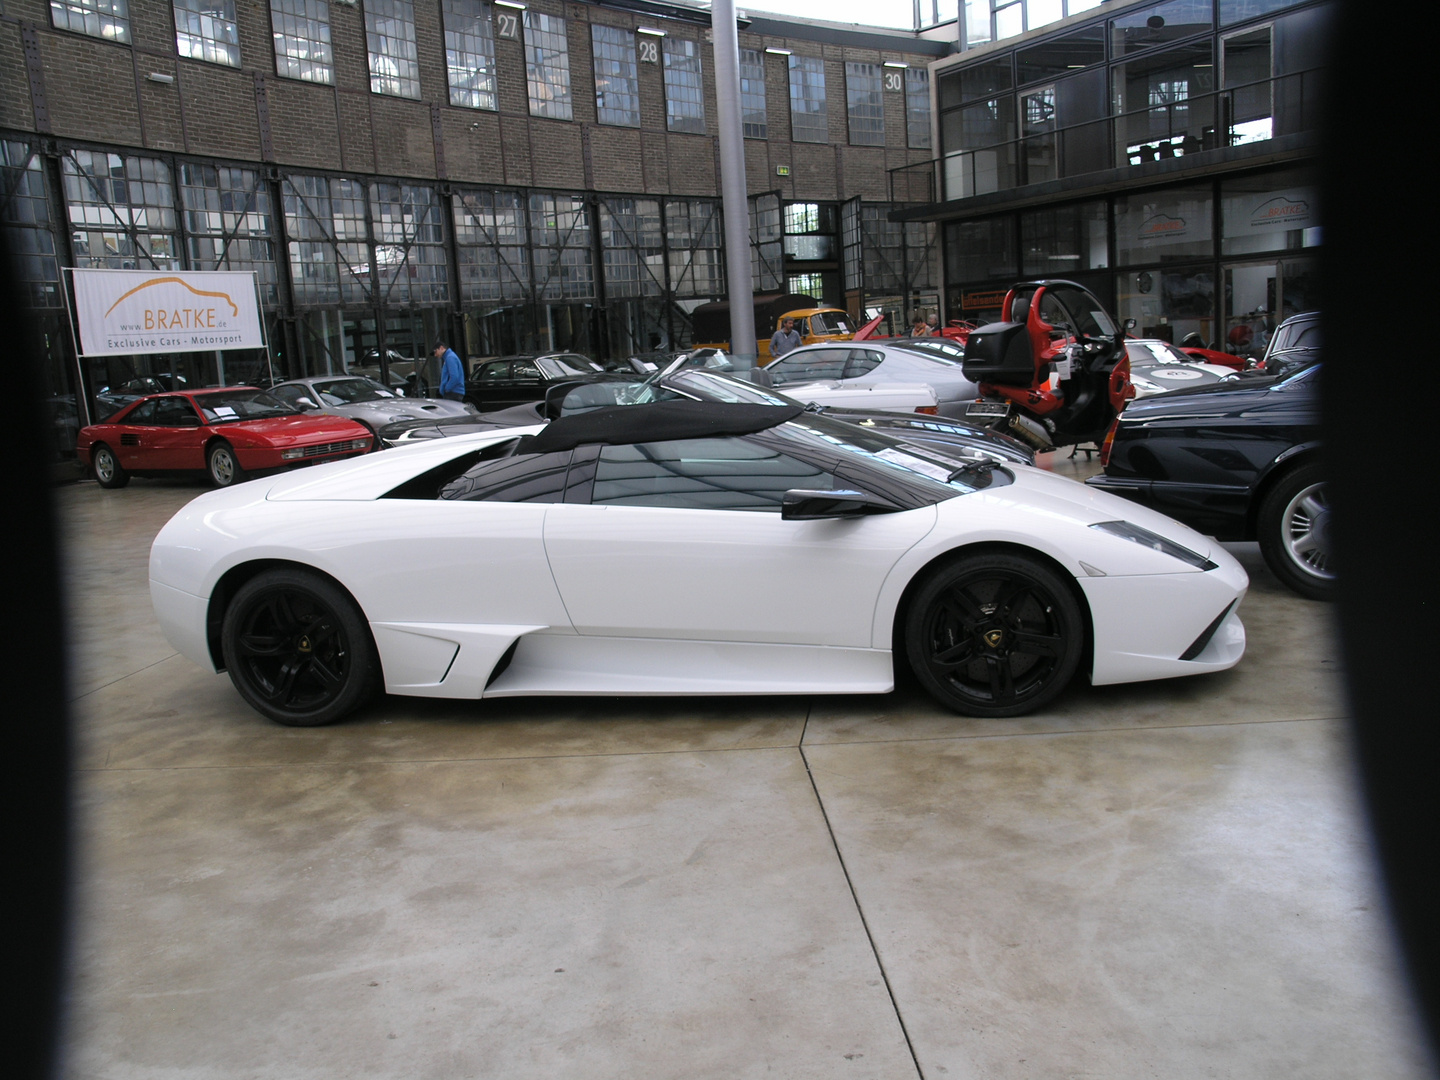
[70,268,266,357]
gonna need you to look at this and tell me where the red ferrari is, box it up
[77,387,373,489]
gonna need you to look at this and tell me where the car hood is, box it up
[944,465,1227,574]
[220,414,371,443]
[336,399,473,421]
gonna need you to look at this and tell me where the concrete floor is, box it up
[56,453,1433,1079]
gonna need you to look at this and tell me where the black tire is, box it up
[905,553,1083,718]
[91,443,129,489]
[1257,461,1334,601]
[221,568,379,726]
[207,441,246,487]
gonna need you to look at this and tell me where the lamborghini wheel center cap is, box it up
[983,629,1004,648]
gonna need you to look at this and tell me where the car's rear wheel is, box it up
[91,444,129,489]
[207,441,246,487]
[1258,461,1334,600]
[905,553,1083,717]
[221,568,379,726]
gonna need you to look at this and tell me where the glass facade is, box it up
[270,0,333,84]
[592,24,640,128]
[180,163,277,304]
[0,141,63,309]
[443,0,498,110]
[940,0,1331,201]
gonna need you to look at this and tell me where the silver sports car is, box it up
[270,375,475,439]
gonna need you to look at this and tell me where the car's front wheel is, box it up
[207,441,246,487]
[905,552,1083,717]
[91,443,129,489]
[221,568,379,726]
[1258,461,1334,600]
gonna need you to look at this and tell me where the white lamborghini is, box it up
[149,399,1247,726]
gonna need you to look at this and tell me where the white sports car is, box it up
[149,400,1247,727]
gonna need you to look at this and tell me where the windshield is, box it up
[809,311,854,335]
[193,389,297,423]
[669,370,797,406]
[537,356,597,378]
[1126,341,1190,365]
[775,412,1001,498]
[313,377,397,403]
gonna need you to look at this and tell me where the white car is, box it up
[150,400,1247,728]
[764,342,980,418]
[768,378,939,414]
[1124,340,1238,398]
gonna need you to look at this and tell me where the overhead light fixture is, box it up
[637,26,666,36]
[883,61,908,68]
[764,47,792,55]
[494,1,526,8]
[146,72,175,84]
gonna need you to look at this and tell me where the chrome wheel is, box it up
[207,442,244,487]
[1258,461,1334,601]
[1280,481,1333,582]
[92,444,128,489]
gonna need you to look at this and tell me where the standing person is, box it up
[769,316,802,359]
[434,340,465,402]
[910,315,929,337]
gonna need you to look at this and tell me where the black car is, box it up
[1085,363,1329,599]
[1251,310,1320,377]
[380,365,1036,467]
[465,353,614,410]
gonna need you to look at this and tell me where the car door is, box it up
[765,348,850,388]
[541,435,937,647]
[467,360,513,408]
[146,396,206,469]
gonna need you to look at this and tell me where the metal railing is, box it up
[889,68,1322,205]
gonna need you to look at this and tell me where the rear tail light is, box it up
[1099,417,1119,469]
[915,405,939,415]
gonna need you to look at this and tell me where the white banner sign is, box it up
[72,269,264,357]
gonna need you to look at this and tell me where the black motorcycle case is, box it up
[962,321,1035,387]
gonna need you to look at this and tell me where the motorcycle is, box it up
[960,280,1134,451]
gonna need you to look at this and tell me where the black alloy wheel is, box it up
[1258,461,1335,601]
[91,444,129,489]
[207,441,246,487]
[906,553,1083,718]
[221,568,379,726]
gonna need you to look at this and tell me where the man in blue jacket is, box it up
[434,340,465,401]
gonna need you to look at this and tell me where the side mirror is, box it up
[781,489,894,520]
[1123,318,1137,331]
[292,396,317,410]
[179,415,201,427]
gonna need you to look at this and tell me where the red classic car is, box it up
[77,387,373,488]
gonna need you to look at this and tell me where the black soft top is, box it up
[522,399,803,454]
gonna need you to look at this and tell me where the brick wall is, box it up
[2,0,941,203]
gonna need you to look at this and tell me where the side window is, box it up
[843,349,883,379]
[591,437,834,511]
[511,360,542,380]
[271,385,305,405]
[439,450,573,503]
[769,348,849,385]
[153,398,197,426]
[480,362,510,382]
[125,401,158,425]
[1293,323,1321,349]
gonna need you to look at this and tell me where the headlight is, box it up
[1090,520,1217,570]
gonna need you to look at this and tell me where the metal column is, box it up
[710,0,755,361]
